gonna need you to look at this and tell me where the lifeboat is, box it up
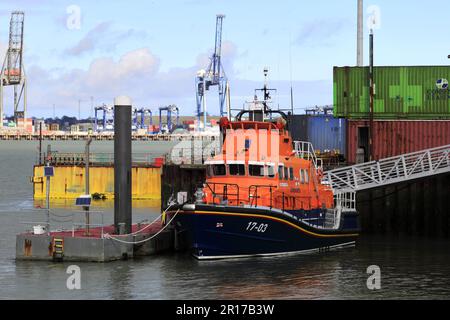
[168,75,360,260]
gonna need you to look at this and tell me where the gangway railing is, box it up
[323,144,450,193]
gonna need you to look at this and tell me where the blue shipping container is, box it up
[307,116,346,155]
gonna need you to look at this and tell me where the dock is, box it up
[16,221,174,262]
[0,132,218,141]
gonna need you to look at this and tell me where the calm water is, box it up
[1,141,450,300]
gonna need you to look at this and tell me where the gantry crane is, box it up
[196,14,231,131]
[0,11,26,126]
[94,104,113,131]
[133,108,153,129]
[159,105,179,133]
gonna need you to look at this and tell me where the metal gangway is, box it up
[323,144,450,193]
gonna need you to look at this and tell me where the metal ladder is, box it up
[294,141,323,170]
[323,144,450,193]
[52,238,64,261]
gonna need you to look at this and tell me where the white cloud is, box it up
[65,22,112,56]
[64,21,149,56]
[85,48,160,89]
[22,40,332,118]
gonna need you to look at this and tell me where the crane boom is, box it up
[6,11,24,85]
[211,14,225,84]
[1,11,27,127]
[196,14,229,131]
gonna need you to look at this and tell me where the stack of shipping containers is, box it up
[289,109,347,157]
[334,66,450,164]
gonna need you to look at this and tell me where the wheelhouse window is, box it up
[278,165,284,179]
[289,167,294,181]
[208,164,226,176]
[304,169,309,183]
[229,164,245,176]
[267,165,275,178]
[300,169,309,183]
[249,165,264,177]
[284,167,289,180]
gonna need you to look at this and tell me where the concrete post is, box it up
[357,0,364,66]
[114,96,132,235]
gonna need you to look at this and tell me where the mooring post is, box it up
[39,122,42,165]
[46,144,52,235]
[84,136,92,236]
[114,96,132,235]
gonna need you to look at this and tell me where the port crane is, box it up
[159,105,179,133]
[0,11,26,126]
[196,14,231,131]
[94,104,114,132]
[133,108,153,130]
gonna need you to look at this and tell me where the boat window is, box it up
[300,169,305,184]
[249,165,264,177]
[304,169,309,183]
[278,165,284,179]
[229,164,245,176]
[289,167,294,181]
[284,167,289,180]
[207,165,213,177]
[267,165,275,178]
[210,164,226,176]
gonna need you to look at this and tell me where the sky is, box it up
[0,0,449,118]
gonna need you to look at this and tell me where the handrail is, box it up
[248,185,275,208]
[205,182,240,204]
[41,152,162,166]
[323,144,450,192]
[293,141,323,170]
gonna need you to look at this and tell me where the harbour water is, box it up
[1,141,450,300]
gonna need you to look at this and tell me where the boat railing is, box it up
[204,182,240,204]
[334,191,357,212]
[248,185,276,208]
[294,141,323,170]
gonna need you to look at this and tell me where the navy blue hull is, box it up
[172,205,360,260]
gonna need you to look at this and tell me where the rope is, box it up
[109,203,175,237]
[104,209,180,244]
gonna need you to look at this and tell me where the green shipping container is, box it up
[333,66,450,119]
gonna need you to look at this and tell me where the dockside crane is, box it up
[94,104,113,132]
[196,14,230,131]
[0,11,26,126]
[134,108,153,129]
[159,105,179,133]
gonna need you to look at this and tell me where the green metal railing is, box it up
[40,152,162,166]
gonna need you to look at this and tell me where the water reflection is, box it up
[106,263,133,300]
[33,199,161,210]
[154,237,450,300]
